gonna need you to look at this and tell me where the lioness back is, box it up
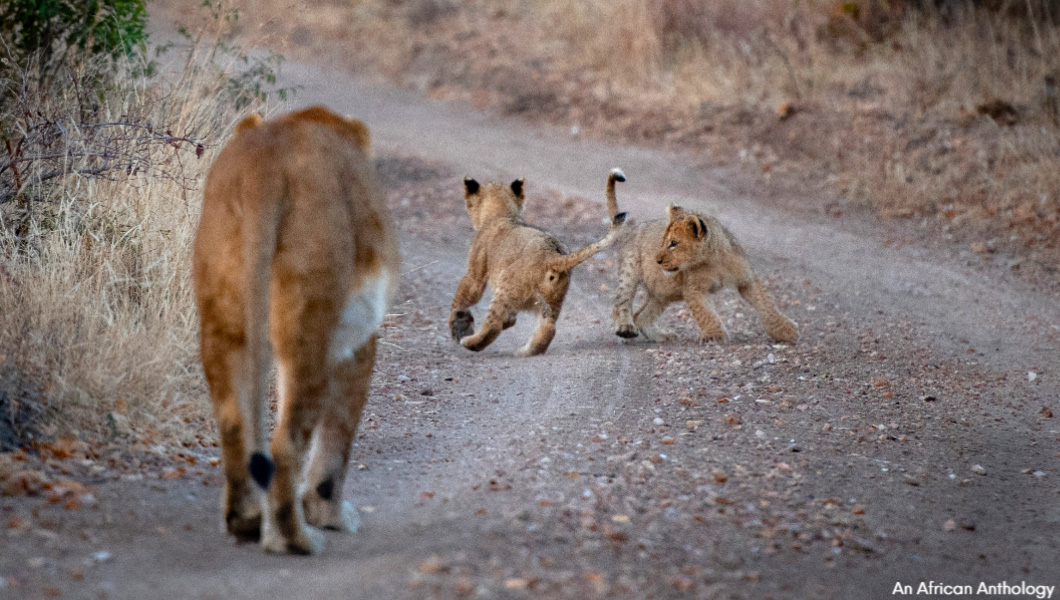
[193,106,398,555]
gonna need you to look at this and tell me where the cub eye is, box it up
[667,240,678,249]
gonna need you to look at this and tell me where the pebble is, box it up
[91,550,114,564]
[971,464,987,476]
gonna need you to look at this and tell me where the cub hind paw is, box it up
[450,311,474,343]
[640,328,676,343]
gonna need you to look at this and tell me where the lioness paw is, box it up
[304,495,360,533]
[614,323,639,339]
[262,520,325,555]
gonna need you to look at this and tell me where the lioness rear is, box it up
[192,106,399,554]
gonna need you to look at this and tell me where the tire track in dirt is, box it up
[4,52,1059,599]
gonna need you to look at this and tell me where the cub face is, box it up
[656,205,708,273]
[463,177,525,230]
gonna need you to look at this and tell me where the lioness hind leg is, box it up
[261,359,325,555]
[634,297,676,342]
[737,279,799,344]
[302,339,375,533]
[200,326,263,542]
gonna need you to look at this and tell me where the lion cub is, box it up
[612,205,798,344]
[449,170,628,356]
[193,106,399,554]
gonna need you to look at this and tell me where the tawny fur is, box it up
[449,170,627,357]
[611,205,798,344]
[192,106,399,555]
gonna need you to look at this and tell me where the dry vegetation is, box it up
[201,0,1060,268]
[5,0,1057,448]
[0,24,272,448]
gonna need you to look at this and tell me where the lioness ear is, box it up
[343,116,372,156]
[464,177,480,196]
[667,205,685,221]
[235,113,263,135]
[510,178,525,198]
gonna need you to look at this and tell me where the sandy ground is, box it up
[1,51,1059,600]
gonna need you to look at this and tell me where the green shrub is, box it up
[0,0,148,86]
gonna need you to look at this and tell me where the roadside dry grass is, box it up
[0,33,270,448]
[177,0,1060,271]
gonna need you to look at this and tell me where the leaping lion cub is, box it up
[449,170,628,356]
[612,204,798,344]
[193,106,399,555]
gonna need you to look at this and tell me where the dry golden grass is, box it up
[0,37,271,447]
[199,0,1059,264]
[18,0,1048,444]
[210,0,1060,275]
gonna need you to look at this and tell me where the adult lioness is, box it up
[612,205,798,344]
[192,106,399,555]
[449,169,627,356]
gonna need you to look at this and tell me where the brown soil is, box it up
[2,27,1059,600]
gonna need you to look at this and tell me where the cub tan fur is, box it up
[192,106,399,555]
[449,170,627,356]
[612,205,798,344]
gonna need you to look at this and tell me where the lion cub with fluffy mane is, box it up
[449,170,627,356]
[193,106,399,554]
[612,205,798,344]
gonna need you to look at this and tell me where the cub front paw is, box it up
[698,331,729,344]
[614,323,639,339]
[768,320,799,345]
[449,311,474,342]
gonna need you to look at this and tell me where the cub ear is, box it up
[667,205,685,221]
[464,177,480,196]
[510,178,526,198]
[687,216,708,239]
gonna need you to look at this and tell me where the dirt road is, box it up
[2,57,1059,599]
